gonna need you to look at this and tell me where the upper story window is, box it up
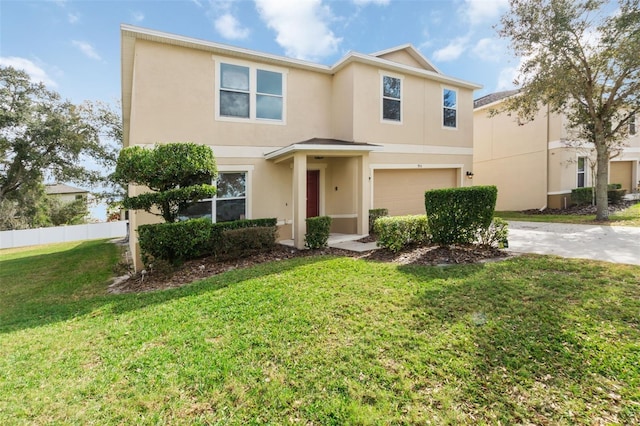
[577,156,586,187]
[630,114,636,135]
[220,64,250,118]
[218,61,284,122]
[382,75,401,122]
[443,88,457,128]
[256,70,283,120]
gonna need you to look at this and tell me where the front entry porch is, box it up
[265,138,381,250]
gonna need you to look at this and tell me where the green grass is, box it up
[497,202,640,226]
[1,241,639,424]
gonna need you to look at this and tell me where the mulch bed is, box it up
[521,200,636,216]
[109,243,509,294]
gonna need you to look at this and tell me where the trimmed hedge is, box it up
[374,215,429,252]
[425,186,497,246]
[305,216,332,249]
[571,185,627,206]
[369,208,389,233]
[219,226,277,260]
[138,217,277,266]
[138,218,213,266]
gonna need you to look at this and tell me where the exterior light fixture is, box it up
[466,171,474,179]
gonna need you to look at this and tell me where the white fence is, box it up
[0,221,128,250]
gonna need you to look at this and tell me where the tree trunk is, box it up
[594,141,609,221]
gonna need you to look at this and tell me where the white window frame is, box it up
[577,156,587,188]
[213,166,253,222]
[215,58,287,125]
[178,165,253,223]
[442,86,458,130]
[380,72,403,124]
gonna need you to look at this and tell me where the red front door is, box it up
[306,170,320,218]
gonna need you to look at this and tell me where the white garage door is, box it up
[373,168,458,216]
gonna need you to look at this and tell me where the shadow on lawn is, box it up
[401,255,639,423]
[0,242,333,335]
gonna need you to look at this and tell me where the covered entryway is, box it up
[265,138,381,249]
[610,161,633,193]
[373,168,458,216]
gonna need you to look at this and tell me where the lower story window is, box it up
[178,171,247,222]
[577,157,586,188]
[216,172,246,222]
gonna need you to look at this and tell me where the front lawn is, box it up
[1,241,639,424]
[497,201,640,226]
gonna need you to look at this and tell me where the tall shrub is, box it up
[425,186,497,246]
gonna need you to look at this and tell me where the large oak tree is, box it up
[0,66,118,203]
[498,0,640,220]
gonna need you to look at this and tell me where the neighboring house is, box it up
[473,90,640,211]
[121,25,481,269]
[45,183,89,205]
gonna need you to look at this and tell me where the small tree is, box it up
[113,143,217,222]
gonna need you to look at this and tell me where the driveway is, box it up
[507,221,640,265]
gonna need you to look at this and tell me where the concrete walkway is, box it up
[279,233,378,253]
[507,221,640,265]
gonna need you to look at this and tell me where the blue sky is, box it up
[1,0,519,108]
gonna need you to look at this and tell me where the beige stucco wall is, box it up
[130,39,334,148]
[331,64,354,140]
[377,50,423,70]
[473,105,549,211]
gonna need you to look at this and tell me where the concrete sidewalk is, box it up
[507,221,640,265]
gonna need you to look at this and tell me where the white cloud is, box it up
[352,0,390,5]
[433,37,468,62]
[460,0,509,26]
[0,57,57,87]
[255,0,342,60]
[496,56,529,91]
[72,40,102,61]
[472,37,504,62]
[496,65,518,91]
[68,13,79,23]
[215,13,250,39]
[131,11,145,23]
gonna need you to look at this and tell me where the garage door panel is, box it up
[374,169,457,216]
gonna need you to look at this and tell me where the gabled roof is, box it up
[474,89,520,109]
[45,183,88,195]
[370,44,442,74]
[121,25,482,147]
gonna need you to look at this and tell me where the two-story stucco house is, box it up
[473,90,640,211]
[121,25,481,269]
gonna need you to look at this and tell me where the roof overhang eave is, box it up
[265,143,382,161]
